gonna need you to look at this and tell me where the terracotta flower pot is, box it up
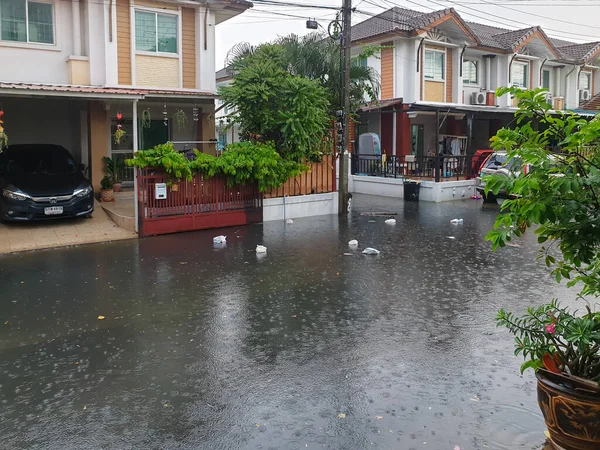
[536,369,600,450]
[113,182,122,192]
[101,189,114,202]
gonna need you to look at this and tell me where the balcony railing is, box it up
[351,154,479,182]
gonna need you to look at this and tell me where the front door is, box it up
[140,120,169,151]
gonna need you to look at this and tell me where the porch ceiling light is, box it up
[407,112,418,119]
[2,189,29,201]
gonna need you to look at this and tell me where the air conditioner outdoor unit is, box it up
[544,92,553,104]
[471,91,486,105]
[580,89,591,101]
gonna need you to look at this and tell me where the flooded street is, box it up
[0,194,575,450]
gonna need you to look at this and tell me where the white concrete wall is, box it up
[349,175,476,203]
[263,192,339,222]
[197,8,217,93]
[0,0,74,84]
[394,39,420,103]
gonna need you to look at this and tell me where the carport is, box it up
[0,82,217,244]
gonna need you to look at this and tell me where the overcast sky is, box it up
[215,0,600,70]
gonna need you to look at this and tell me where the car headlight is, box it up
[2,189,29,201]
[74,186,92,198]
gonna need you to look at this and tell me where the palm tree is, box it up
[224,32,380,114]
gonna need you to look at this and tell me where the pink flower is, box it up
[545,323,556,334]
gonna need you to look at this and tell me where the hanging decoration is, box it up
[173,109,188,132]
[141,109,152,129]
[192,105,199,122]
[114,111,126,144]
[163,102,168,127]
[0,108,8,151]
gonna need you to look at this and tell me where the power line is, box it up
[454,0,600,30]
[358,0,600,41]
[423,0,600,40]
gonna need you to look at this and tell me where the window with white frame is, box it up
[511,61,529,89]
[462,60,478,85]
[580,72,591,91]
[0,0,54,44]
[424,50,444,81]
[542,69,551,90]
[135,10,177,54]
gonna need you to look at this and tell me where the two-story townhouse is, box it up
[0,0,251,192]
[352,7,600,159]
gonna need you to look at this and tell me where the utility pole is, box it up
[338,0,351,215]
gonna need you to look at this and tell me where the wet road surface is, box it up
[0,195,577,449]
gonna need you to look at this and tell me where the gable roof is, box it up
[556,41,600,63]
[351,7,478,44]
[352,6,595,63]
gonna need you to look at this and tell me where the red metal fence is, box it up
[265,154,336,198]
[137,170,263,237]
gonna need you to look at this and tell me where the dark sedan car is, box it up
[0,144,94,221]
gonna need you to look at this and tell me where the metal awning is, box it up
[360,97,403,112]
[0,82,218,101]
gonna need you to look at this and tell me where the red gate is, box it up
[137,170,263,237]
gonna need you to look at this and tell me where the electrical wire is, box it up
[356,0,600,41]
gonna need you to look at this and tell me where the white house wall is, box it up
[0,0,74,84]
[197,9,217,93]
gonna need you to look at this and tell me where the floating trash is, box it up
[450,218,464,224]
[362,247,380,255]
[286,219,293,224]
[348,239,358,247]
[256,245,267,254]
[213,235,226,244]
[384,219,396,225]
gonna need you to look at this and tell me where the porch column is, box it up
[392,108,397,156]
[397,104,411,156]
[132,100,139,233]
[72,0,82,56]
[435,109,440,182]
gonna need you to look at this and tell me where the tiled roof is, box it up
[351,7,422,42]
[216,67,232,81]
[465,21,512,48]
[352,6,597,63]
[556,41,600,62]
[0,82,217,98]
[492,27,537,49]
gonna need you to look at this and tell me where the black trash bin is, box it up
[403,180,421,201]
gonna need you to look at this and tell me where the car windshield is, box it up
[2,146,77,175]
[484,153,523,171]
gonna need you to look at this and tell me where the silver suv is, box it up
[475,152,525,203]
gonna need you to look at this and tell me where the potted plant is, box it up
[497,304,600,449]
[100,175,114,202]
[486,86,600,450]
[103,155,125,192]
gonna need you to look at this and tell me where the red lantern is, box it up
[116,113,122,121]
[0,110,4,118]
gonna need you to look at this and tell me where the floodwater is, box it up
[0,194,579,450]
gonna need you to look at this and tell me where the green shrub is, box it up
[126,142,306,192]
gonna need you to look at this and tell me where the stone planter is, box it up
[536,369,600,450]
[101,189,114,202]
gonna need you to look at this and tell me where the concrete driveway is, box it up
[0,201,137,254]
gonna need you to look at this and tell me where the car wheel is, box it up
[482,192,497,203]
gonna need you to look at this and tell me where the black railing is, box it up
[351,154,477,182]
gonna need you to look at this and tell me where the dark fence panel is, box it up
[351,154,478,181]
